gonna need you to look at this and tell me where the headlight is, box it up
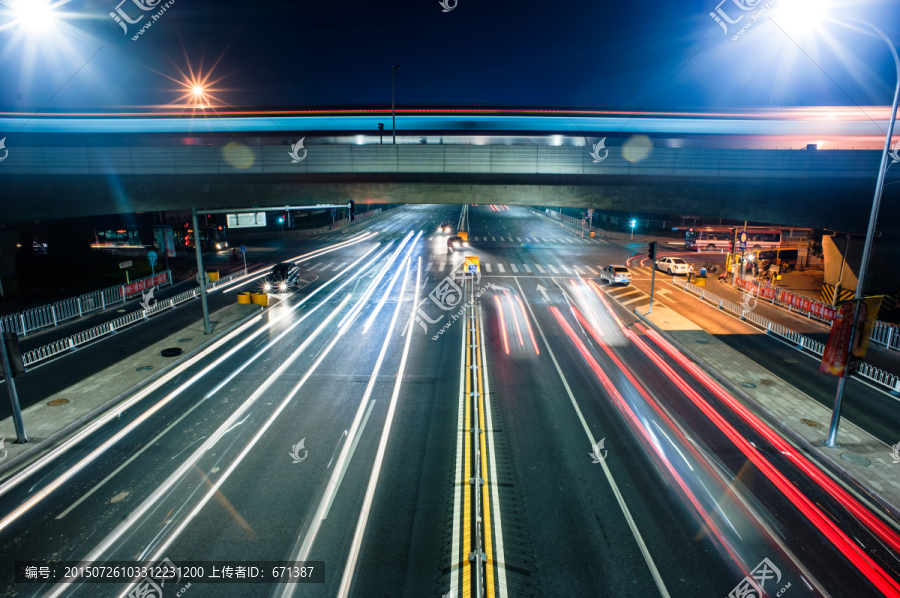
[216,243,221,249]
[263,283,271,292]
[279,282,287,291]
[463,242,469,247]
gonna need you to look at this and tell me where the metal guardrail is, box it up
[20,268,248,368]
[671,277,900,394]
[0,270,172,337]
[871,320,900,352]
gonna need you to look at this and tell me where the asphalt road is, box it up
[0,205,897,598]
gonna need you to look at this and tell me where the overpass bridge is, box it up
[0,110,897,233]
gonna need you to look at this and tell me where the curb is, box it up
[0,306,262,477]
[633,306,900,525]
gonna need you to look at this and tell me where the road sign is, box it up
[240,245,247,253]
[464,256,479,273]
[739,231,748,251]
[119,261,132,269]
[147,251,158,266]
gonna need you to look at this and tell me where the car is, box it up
[599,265,632,285]
[437,222,453,233]
[655,257,694,275]
[447,235,469,252]
[263,261,300,292]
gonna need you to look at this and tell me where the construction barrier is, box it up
[251,292,268,307]
[237,292,252,304]
[208,271,220,282]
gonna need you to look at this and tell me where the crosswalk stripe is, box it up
[510,264,519,273]
[426,261,433,272]
[517,237,522,241]
[611,288,641,298]
[560,265,571,273]
[584,266,599,275]
[523,264,532,273]
[536,264,545,274]
[439,261,446,271]
[546,265,558,274]
[485,263,492,273]
[498,264,506,273]
[492,237,497,241]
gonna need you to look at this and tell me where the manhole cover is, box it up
[759,379,775,387]
[840,453,871,467]
[161,347,183,357]
[136,366,154,372]
[695,340,710,345]
[739,382,757,389]
[800,419,824,429]
[178,338,193,343]
[47,399,69,406]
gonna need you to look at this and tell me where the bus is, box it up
[184,225,229,252]
[683,226,782,252]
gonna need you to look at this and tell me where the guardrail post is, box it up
[69,338,76,352]
[887,326,895,350]
[101,292,106,311]
[77,297,83,318]
[718,299,724,310]
[20,314,26,337]
[51,306,58,327]
[109,322,116,335]
[121,286,126,303]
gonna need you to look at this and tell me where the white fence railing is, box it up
[0,271,172,337]
[20,269,248,368]
[671,277,900,394]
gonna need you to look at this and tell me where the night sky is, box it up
[0,0,897,113]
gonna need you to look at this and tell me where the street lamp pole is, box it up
[391,65,401,145]
[825,21,899,447]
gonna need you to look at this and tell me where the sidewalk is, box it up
[0,302,261,475]
[635,304,900,521]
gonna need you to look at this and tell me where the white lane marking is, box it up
[440,261,447,271]
[448,272,469,594]
[335,258,420,598]
[548,265,559,274]
[561,265,572,274]
[323,399,376,519]
[516,237,522,242]
[498,264,506,273]
[510,264,519,273]
[523,264,532,273]
[620,295,648,306]
[426,261,433,272]
[485,263,492,273]
[584,266,599,275]
[479,304,509,598]
[610,288,641,298]
[535,264,545,274]
[492,237,497,241]
[513,278,672,598]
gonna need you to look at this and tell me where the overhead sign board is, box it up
[119,261,132,269]
[226,212,267,228]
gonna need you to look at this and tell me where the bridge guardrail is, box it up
[0,270,172,338]
[20,268,248,368]
[671,277,899,394]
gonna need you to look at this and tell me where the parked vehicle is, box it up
[599,265,632,285]
[754,248,799,272]
[656,257,693,275]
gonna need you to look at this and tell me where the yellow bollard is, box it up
[237,292,251,304]
[251,292,269,306]
[589,231,595,237]
[695,276,707,287]
[208,271,220,282]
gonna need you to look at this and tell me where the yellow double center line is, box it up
[462,282,496,598]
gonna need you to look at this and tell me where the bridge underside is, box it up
[3,173,896,234]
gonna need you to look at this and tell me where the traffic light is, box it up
[287,211,295,228]
[648,241,657,260]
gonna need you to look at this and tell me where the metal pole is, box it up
[826,23,899,448]
[649,242,657,314]
[242,249,247,275]
[191,208,212,335]
[0,334,27,443]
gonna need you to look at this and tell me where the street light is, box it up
[812,20,900,447]
[629,219,636,240]
[11,0,56,32]
[391,65,401,145]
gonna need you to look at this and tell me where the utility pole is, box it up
[0,333,27,443]
[191,208,212,335]
[391,65,401,145]
[648,241,658,314]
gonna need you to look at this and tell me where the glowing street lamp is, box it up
[629,219,636,240]
[11,0,56,32]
